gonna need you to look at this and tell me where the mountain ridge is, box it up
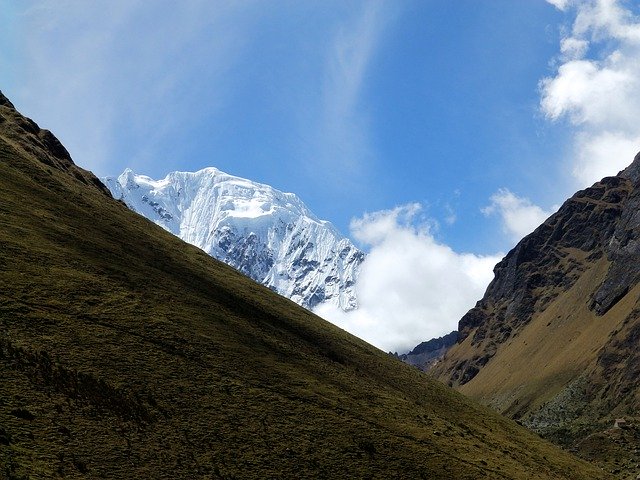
[103,167,363,311]
[432,152,640,476]
[0,91,110,199]
[398,330,458,371]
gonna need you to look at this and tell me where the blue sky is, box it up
[4,1,640,350]
[3,1,566,250]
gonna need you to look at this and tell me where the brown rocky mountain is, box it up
[432,153,640,476]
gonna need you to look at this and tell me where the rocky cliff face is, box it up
[432,152,640,474]
[103,168,364,311]
[445,172,632,386]
[591,159,640,314]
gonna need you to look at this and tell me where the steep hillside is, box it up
[432,153,640,476]
[103,168,363,311]
[0,91,611,479]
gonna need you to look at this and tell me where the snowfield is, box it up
[103,168,363,311]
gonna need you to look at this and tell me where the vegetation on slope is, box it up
[0,92,610,479]
[432,155,640,478]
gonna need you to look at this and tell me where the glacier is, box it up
[103,167,364,311]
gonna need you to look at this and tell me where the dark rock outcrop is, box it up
[0,91,15,108]
[408,331,458,356]
[448,161,637,386]
[590,153,640,315]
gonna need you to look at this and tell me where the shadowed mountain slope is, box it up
[432,153,640,476]
[0,92,610,479]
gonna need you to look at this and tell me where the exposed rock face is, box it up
[103,168,364,311]
[590,156,640,315]
[0,91,15,108]
[432,151,640,471]
[446,171,633,386]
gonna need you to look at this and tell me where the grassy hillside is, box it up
[431,162,640,478]
[435,255,640,477]
[0,93,611,479]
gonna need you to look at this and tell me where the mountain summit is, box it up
[103,168,363,311]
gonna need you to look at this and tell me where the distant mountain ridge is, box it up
[397,331,457,371]
[103,168,364,311]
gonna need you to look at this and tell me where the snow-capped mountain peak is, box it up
[103,167,363,311]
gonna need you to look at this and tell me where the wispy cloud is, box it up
[315,204,502,353]
[12,1,258,175]
[546,0,572,12]
[482,189,557,243]
[11,1,395,187]
[310,1,391,181]
[541,0,640,186]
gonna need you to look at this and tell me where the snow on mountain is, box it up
[103,167,363,311]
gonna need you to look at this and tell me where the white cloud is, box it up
[305,0,392,185]
[315,204,502,353]
[540,57,635,127]
[572,0,640,41]
[482,189,557,243]
[572,130,640,183]
[560,37,588,59]
[541,0,640,186]
[546,0,572,11]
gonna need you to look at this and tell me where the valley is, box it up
[0,92,616,478]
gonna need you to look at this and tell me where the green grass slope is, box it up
[0,94,610,479]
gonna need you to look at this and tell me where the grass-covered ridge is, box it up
[0,93,610,479]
